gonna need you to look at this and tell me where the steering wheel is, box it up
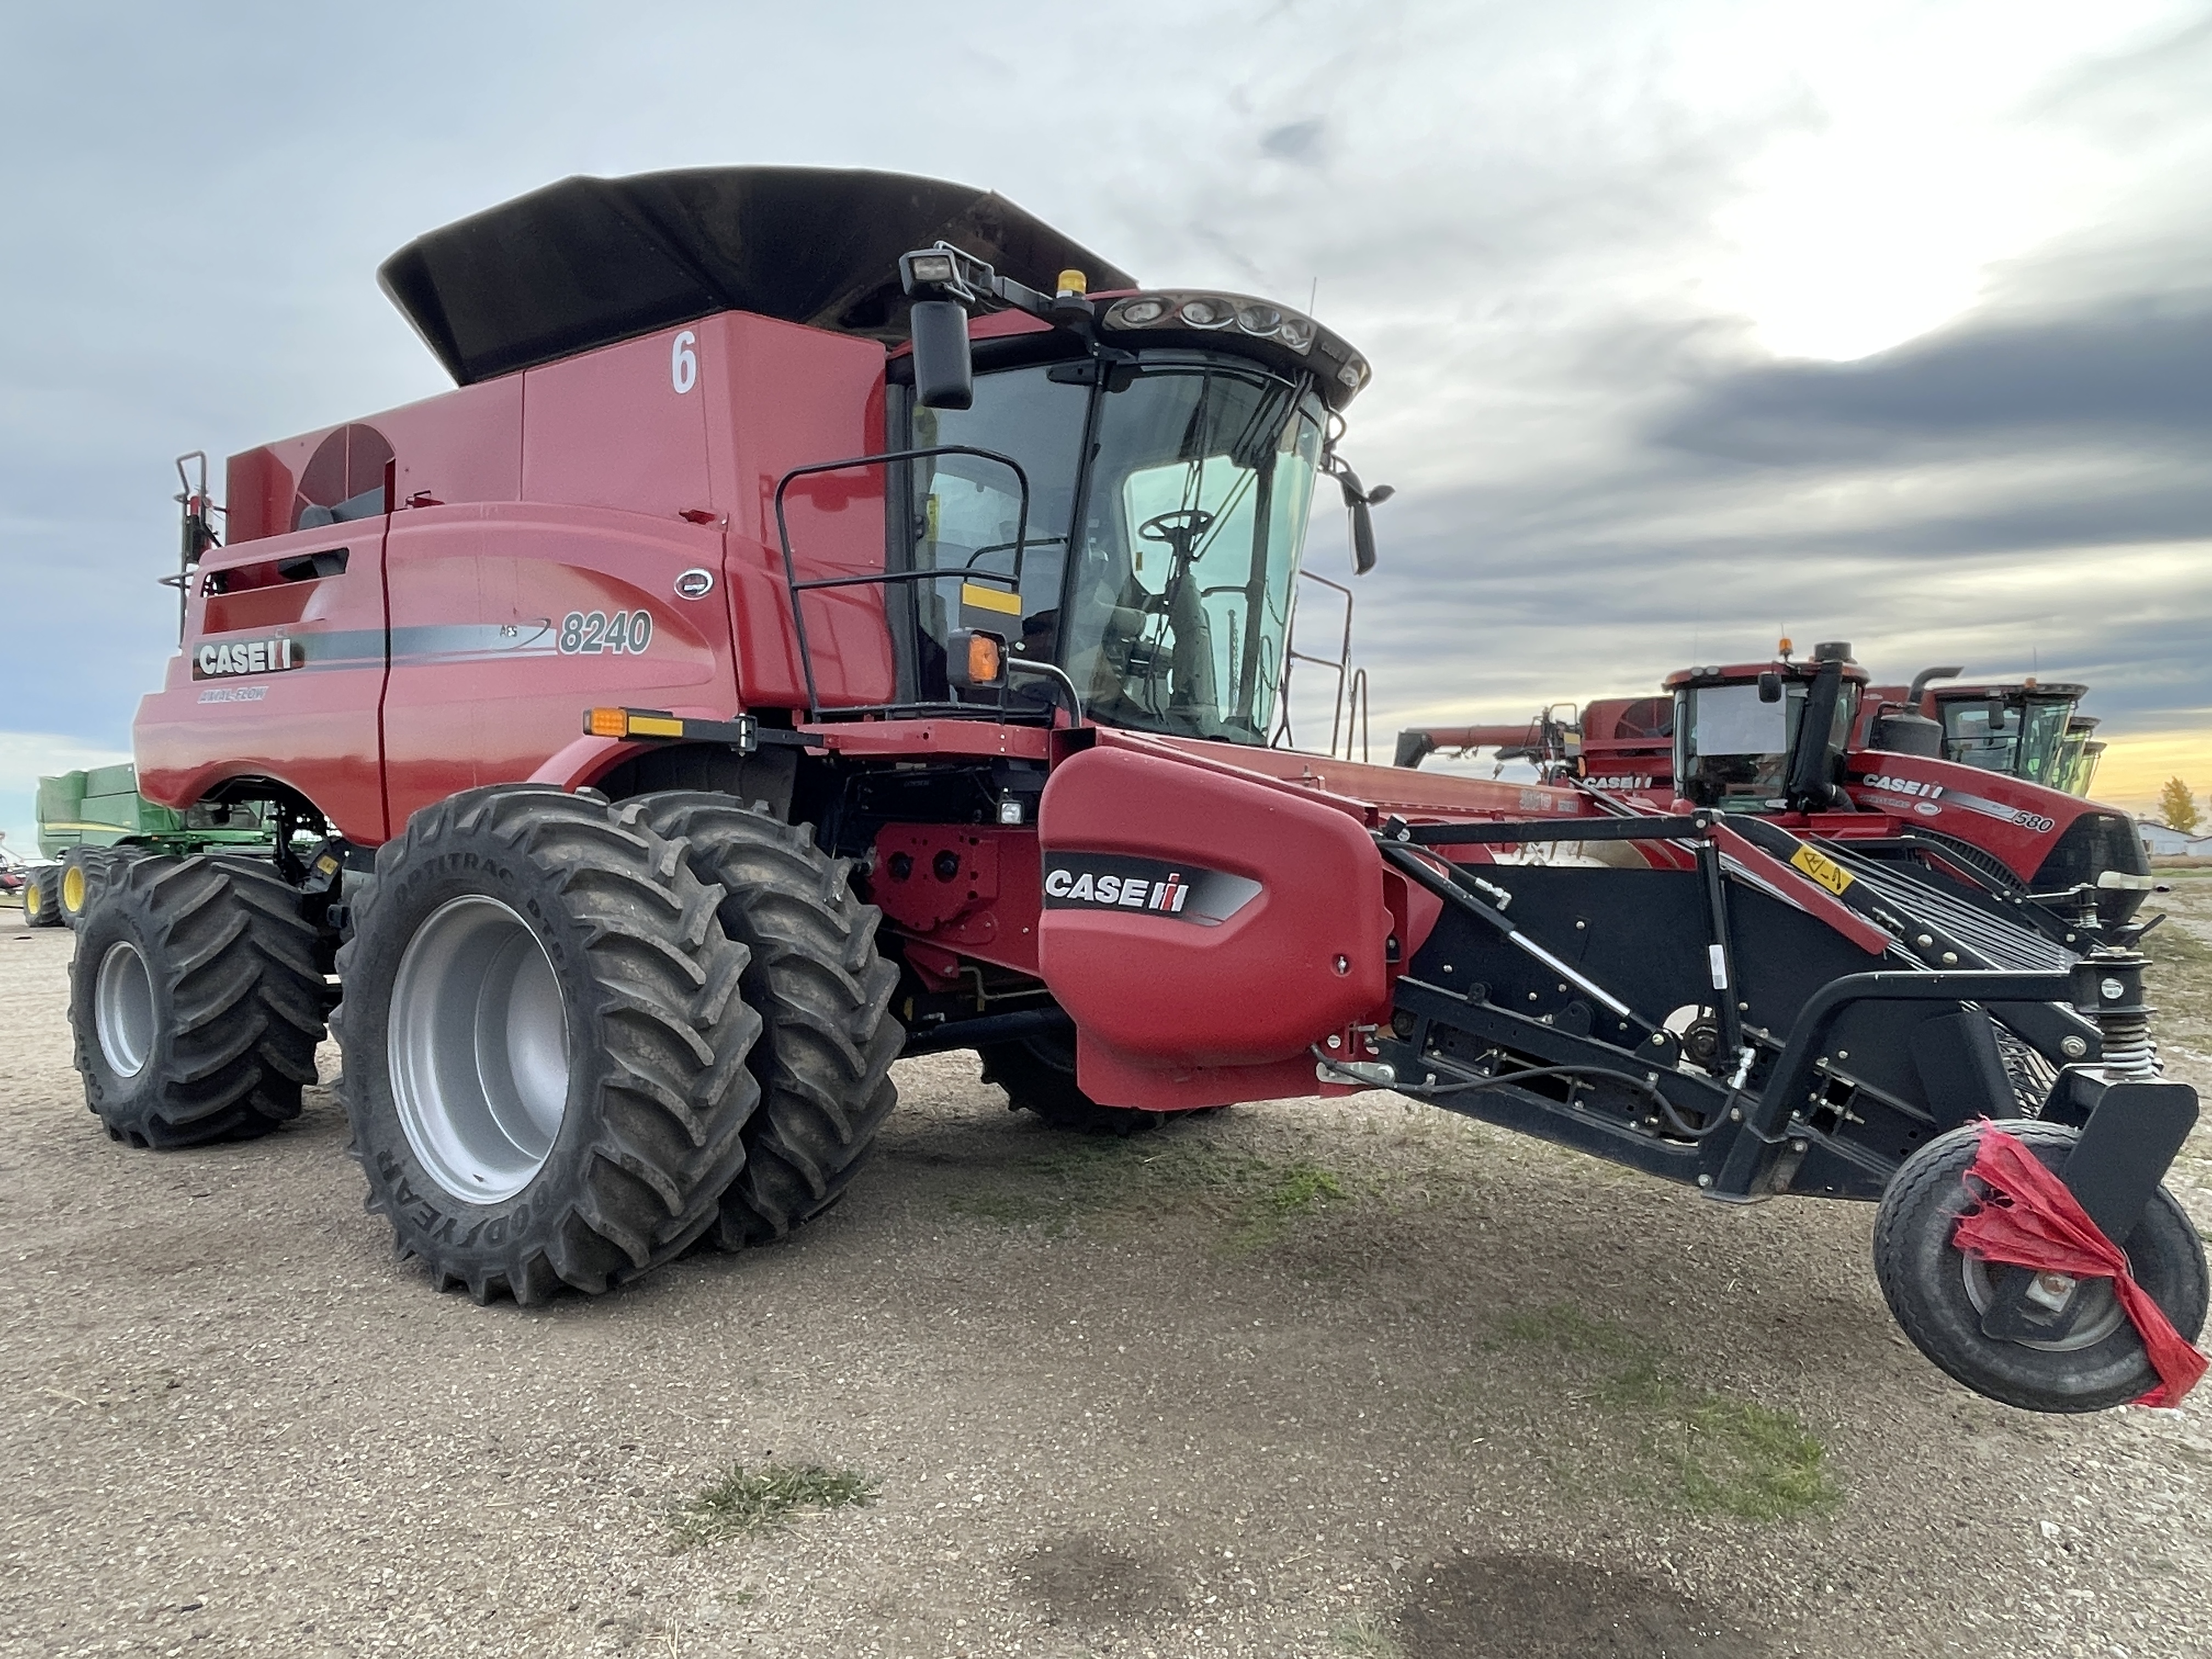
[1137,509,1215,561]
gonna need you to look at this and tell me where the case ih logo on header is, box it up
[195,636,300,679]
[1043,855,1262,927]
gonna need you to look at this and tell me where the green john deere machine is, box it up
[24,764,273,928]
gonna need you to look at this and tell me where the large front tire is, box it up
[633,795,901,1246]
[68,855,325,1147]
[335,786,759,1303]
[1874,1119,2209,1412]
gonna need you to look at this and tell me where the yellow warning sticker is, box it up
[1789,843,1855,896]
[960,581,1023,616]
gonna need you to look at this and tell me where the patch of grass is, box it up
[1331,1612,1405,1656]
[669,1462,878,1549]
[1664,1394,1837,1521]
[1228,1160,1350,1251]
[1493,1301,1645,1360]
[1477,1301,1841,1523]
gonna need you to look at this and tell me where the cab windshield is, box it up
[906,358,1325,744]
[1674,680,1857,806]
[1939,694,2076,783]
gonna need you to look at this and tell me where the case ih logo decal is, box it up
[1860,773,2053,836]
[194,636,299,679]
[1042,855,1262,927]
[1862,774,1941,800]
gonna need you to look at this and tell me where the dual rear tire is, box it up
[69,855,326,1146]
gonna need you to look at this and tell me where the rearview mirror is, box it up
[1350,499,1378,575]
[1757,672,1782,703]
[909,300,974,411]
[1333,465,1391,575]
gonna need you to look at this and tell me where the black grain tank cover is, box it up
[377,167,1138,386]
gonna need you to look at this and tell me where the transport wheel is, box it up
[333,786,758,1302]
[1873,1119,2208,1412]
[68,855,326,1148]
[24,866,63,928]
[981,1031,1173,1136]
[634,794,901,1246]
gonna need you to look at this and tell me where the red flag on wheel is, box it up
[1953,1125,2208,1408]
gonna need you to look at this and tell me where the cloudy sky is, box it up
[3,0,2209,847]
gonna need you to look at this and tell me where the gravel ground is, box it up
[3,878,2210,1659]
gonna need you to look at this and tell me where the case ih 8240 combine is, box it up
[74,169,2202,1412]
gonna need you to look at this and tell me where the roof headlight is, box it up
[1176,296,1235,329]
[1110,296,1170,327]
[1276,315,1316,353]
[1336,356,1370,390]
[1236,303,1282,337]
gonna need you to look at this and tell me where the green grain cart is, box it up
[24,765,272,928]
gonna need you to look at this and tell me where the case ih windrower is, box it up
[74,170,2202,1412]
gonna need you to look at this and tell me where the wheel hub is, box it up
[93,941,155,1078]
[389,896,571,1203]
[1960,1251,2128,1352]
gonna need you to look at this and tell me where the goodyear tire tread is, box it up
[633,793,900,1246]
[334,785,759,1304]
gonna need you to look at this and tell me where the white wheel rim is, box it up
[1960,1252,2128,1352]
[94,941,155,1078]
[389,896,571,1204]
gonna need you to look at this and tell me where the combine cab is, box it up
[74,170,2202,1412]
[1909,675,2089,792]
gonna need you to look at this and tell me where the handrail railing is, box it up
[1274,567,1367,760]
[772,445,1030,721]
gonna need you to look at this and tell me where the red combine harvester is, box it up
[74,170,2200,1412]
[1398,645,2153,960]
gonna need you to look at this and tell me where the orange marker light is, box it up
[586,707,628,737]
[967,632,1004,686]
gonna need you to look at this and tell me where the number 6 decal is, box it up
[670,329,697,395]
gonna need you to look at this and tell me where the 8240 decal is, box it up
[558,610,653,655]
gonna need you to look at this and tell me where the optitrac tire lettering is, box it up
[68,854,325,1147]
[634,793,901,1245]
[335,785,759,1303]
